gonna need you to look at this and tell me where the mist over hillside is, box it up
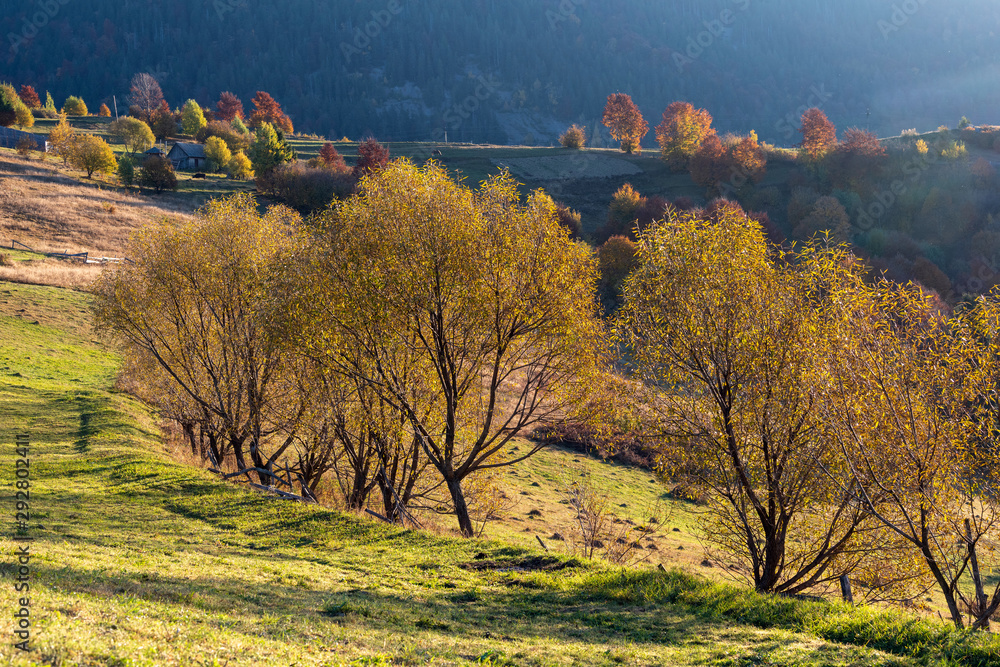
[5,0,1000,144]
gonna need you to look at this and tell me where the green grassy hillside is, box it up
[4,282,1000,666]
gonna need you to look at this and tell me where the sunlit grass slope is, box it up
[0,281,998,666]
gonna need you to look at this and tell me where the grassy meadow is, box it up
[3,275,1000,665]
[2,128,1000,665]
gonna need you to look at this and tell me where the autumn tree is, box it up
[48,116,76,166]
[602,182,644,239]
[18,85,40,109]
[196,120,251,154]
[98,103,111,117]
[62,96,88,116]
[560,124,587,149]
[139,155,178,193]
[181,99,208,135]
[204,136,233,173]
[14,101,33,129]
[799,107,837,161]
[110,117,155,156]
[128,73,165,122]
[352,137,389,178]
[297,160,604,536]
[216,92,245,122]
[228,152,254,180]
[616,209,871,595]
[94,195,303,488]
[793,196,851,243]
[728,131,767,184]
[150,104,177,142]
[823,286,1000,629]
[317,142,347,171]
[690,133,730,190]
[0,85,22,127]
[69,135,117,178]
[602,93,648,154]
[249,91,293,134]
[656,101,715,167]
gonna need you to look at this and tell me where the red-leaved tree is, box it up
[353,138,390,178]
[249,91,293,134]
[216,92,244,122]
[319,142,348,171]
[18,85,40,109]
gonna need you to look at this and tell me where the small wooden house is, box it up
[167,142,207,170]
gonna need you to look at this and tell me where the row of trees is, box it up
[94,157,1000,629]
[94,162,603,537]
[617,204,1000,629]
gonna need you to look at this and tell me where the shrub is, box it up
[256,161,354,211]
[353,137,389,178]
[554,203,582,239]
[31,108,57,119]
[117,156,136,186]
[15,135,37,157]
[98,103,111,117]
[14,102,33,128]
[62,96,88,116]
[139,155,178,193]
[559,124,586,149]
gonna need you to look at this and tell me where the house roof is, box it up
[167,142,206,159]
[144,146,164,155]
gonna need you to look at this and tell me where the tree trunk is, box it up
[182,421,197,456]
[447,476,474,537]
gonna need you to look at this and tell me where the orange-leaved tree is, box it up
[249,91,293,134]
[602,93,648,154]
[655,101,715,167]
[799,107,837,161]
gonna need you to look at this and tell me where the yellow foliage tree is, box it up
[68,134,117,178]
[616,208,874,595]
[204,136,232,172]
[48,115,76,166]
[294,160,606,536]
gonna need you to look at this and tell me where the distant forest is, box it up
[5,0,1000,144]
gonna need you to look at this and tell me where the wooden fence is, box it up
[10,240,128,264]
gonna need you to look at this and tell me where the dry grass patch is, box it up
[0,257,103,290]
[0,152,193,256]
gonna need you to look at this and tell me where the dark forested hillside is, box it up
[5,0,1000,144]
